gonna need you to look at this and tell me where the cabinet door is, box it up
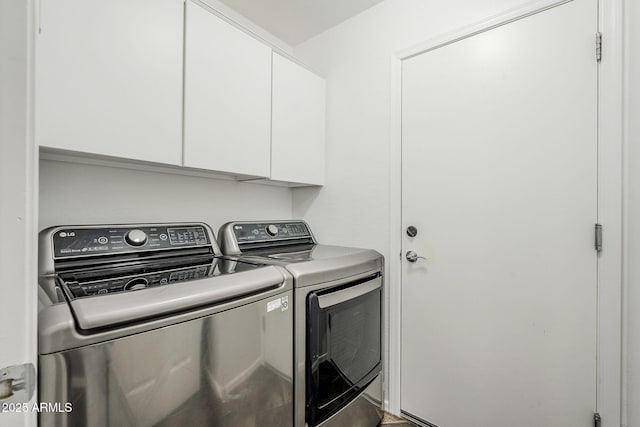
[184,1,271,177]
[36,0,183,165]
[271,53,326,185]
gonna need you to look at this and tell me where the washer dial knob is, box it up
[266,224,279,236]
[125,229,148,247]
[125,278,149,291]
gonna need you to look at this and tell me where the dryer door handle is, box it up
[317,276,381,309]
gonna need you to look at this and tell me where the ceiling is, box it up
[216,0,386,45]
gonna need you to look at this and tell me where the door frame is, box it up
[386,0,624,425]
[0,0,38,426]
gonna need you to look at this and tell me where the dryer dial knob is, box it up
[125,229,147,247]
[266,224,278,236]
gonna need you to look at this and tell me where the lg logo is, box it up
[59,231,76,238]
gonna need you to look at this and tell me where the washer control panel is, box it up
[53,224,210,258]
[233,222,311,243]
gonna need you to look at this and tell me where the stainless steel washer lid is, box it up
[69,264,287,330]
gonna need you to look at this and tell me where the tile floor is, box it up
[379,412,421,426]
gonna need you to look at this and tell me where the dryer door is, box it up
[306,275,382,427]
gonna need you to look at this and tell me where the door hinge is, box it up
[594,412,601,427]
[595,224,603,252]
[596,32,602,62]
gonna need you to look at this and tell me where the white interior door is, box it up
[400,1,598,426]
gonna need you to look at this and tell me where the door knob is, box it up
[406,251,426,263]
[0,378,13,400]
[0,364,35,403]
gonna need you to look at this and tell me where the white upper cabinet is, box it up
[183,1,272,178]
[35,0,324,184]
[271,53,326,186]
[36,0,184,165]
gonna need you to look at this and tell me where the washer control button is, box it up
[125,229,147,247]
[97,236,109,245]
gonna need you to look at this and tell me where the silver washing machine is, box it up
[38,223,293,427]
[218,221,384,427]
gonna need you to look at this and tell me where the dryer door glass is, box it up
[306,275,382,427]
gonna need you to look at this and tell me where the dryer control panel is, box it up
[218,220,316,255]
[232,222,311,243]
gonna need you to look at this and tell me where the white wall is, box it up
[39,160,293,233]
[0,0,37,426]
[625,0,640,425]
